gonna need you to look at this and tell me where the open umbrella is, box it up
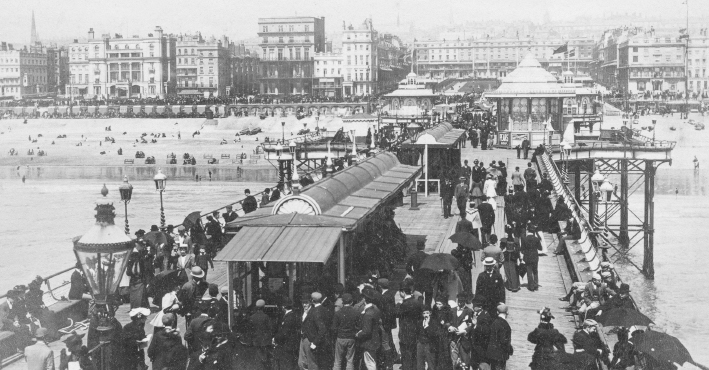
[631,330,693,365]
[149,269,184,306]
[144,230,167,248]
[420,253,459,271]
[596,307,653,327]
[182,211,202,229]
[449,232,483,250]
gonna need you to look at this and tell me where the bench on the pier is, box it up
[48,299,89,331]
[124,159,134,164]
[221,154,230,159]
[0,331,17,363]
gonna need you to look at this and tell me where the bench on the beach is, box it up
[221,154,230,159]
[250,155,261,160]
[124,159,134,164]
[249,159,258,165]
[203,154,213,159]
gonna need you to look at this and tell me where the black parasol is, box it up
[420,253,459,271]
[631,330,693,365]
[144,230,167,248]
[182,211,202,229]
[596,307,653,327]
[449,232,483,250]
[149,269,184,307]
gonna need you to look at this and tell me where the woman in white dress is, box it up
[149,283,180,334]
[483,173,499,209]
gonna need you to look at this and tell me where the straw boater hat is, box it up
[483,257,496,266]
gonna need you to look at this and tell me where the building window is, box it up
[200,67,203,73]
[305,25,309,32]
[289,25,294,32]
[262,26,268,32]
[633,56,638,62]
[278,37,284,43]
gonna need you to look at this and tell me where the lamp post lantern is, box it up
[118,176,133,235]
[73,186,134,370]
[153,169,167,228]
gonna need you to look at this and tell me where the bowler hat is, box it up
[377,278,390,289]
[255,299,266,308]
[190,266,205,279]
[618,283,631,294]
[342,293,353,305]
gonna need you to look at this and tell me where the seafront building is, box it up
[175,34,234,98]
[257,16,326,96]
[67,27,177,99]
[413,37,594,81]
[0,42,49,99]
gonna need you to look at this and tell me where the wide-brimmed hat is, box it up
[583,319,598,328]
[129,307,151,318]
[190,266,205,278]
[459,176,466,180]
[483,257,496,266]
[538,307,554,321]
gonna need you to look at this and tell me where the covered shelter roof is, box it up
[486,54,577,98]
[217,152,421,263]
[401,122,467,148]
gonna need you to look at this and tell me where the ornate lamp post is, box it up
[73,185,134,370]
[561,141,572,184]
[406,122,423,139]
[281,120,286,143]
[275,143,284,187]
[289,141,299,192]
[118,176,133,235]
[153,169,167,228]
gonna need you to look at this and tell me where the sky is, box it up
[1,0,707,45]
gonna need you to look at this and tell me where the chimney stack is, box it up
[88,28,94,40]
[155,26,163,38]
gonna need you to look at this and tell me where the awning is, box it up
[216,225,342,263]
[402,122,467,148]
[178,90,200,95]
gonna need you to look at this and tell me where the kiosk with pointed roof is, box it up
[486,54,601,148]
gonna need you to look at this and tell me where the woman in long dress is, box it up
[149,283,180,334]
[483,174,499,209]
[500,237,520,292]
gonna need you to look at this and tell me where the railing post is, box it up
[619,160,630,247]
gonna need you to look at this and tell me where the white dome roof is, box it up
[407,72,417,78]
[502,54,558,84]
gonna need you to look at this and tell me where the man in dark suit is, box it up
[178,267,209,326]
[406,241,431,304]
[121,307,150,370]
[446,293,474,368]
[476,257,506,314]
[222,205,238,223]
[148,314,188,370]
[126,241,153,309]
[454,176,469,216]
[396,282,423,370]
[521,228,541,291]
[379,279,398,369]
[68,263,88,300]
[487,304,513,370]
[522,138,530,159]
[249,299,273,369]
[469,295,493,369]
[274,298,300,370]
[242,189,258,214]
[572,319,609,366]
[355,289,382,370]
[416,306,439,370]
[441,176,455,219]
[301,292,329,370]
[477,201,496,244]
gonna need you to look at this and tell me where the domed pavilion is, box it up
[486,54,600,147]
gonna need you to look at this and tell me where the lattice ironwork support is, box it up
[619,160,630,247]
[642,160,656,279]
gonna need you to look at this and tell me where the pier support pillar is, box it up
[574,164,582,204]
[588,160,596,229]
[643,161,655,279]
[619,160,630,247]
